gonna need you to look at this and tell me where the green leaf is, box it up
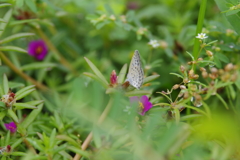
[173,108,180,124]
[25,0,37,13]
[83,72,108,88]
[7,109,19,123]
[0,18,6,23]
[186,51,195,61]
[3,74,9,95]
[9,152,26,156]
[215,93,229,109]
[125,90,151,97]
[9,19,39,26]
[21,62,58,71]
[0,33,35,44]
[0,46,27,53]
[16,0,24,7]
[50,128,57,148]
[67,146,90,158]
[182,104,208,117]
[11,138,23,150]
[215,53,229,63]
[227,85,236,100]
[26,100,44,106]
[0,3,11,8]
[84,57,108,85]
[5,130,10,145]
[0,110,7,120]
[117,64,128,84]
[15,88,35,101]
[169,73,183,79]
[13,103,37,110]
[0,9,12,37]
[15,85,35,100]
[206,40,218,46]
[143,75,160,84]
[56,135,80,147]
[215,0,240,35]
[20,104,43,129]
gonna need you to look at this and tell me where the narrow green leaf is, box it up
[21,62,58,71]
[186,51,195,61]
[83,72,108,88]
[215,93,229,109]
[3,74,9,95]
[67,146,90,158]
[84,57,108,86]
[11,138,23,150]
[15,85,35,100]
[0,101,6,108]
[0,9,12,37]
[9,152,26,156]
[0,33,35,44]
[50,128,56,148]
[9,19,39,26]
[182,104,208,117]
[0,46,27,53]
[117,64,128,83]
[169,73,183,79]
[0,18,6,23]
[0,3,11,8]
[15,0,24,7]
[173,108,180,124]
[143,75,160,84]
[7,109,19,123]
[25,0,37,13]
[125,90,151,96]
[0,110,7,120]
[26,100,44,106]
[20,104,43,128]
[13,103,37,110]
[206,40,218,46]
[181,114,203,121]
[156,92,172,103]
[5,130,10,146]
[56,135,80,147]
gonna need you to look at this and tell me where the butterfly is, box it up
[125,50,144,89]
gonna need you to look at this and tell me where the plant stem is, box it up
[35,28,78,75]
[73,97,113,160]
[0,51,49,91]
[192,0,207,60]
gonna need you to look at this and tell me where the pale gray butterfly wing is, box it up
[126,50,144,89]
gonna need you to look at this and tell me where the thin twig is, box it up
[0,51,48,91]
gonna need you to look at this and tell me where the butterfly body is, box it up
[126,50,144,89]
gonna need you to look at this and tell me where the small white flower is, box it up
[148,40,160,48]
[196,33,208,40]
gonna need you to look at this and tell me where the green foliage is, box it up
[0,0,239,160]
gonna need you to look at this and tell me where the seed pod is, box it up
[193,74,199,79]
[180,65,185,73]
[200,67,206,72]
[206,50,213,57]
[183,78,190,83]
[210,67,218,74]
[198,57,203,61]
[202,71,208,78]
[173,84,180,90]
[225,63,234,71]
[180,85,186,90]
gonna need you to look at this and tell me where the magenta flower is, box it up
[28,40,48,61]
[4,122,17,133]
[130,95,153,115]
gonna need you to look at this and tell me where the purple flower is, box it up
[28,40,48,61]
[130,95,153,115]
[4,122,17,133]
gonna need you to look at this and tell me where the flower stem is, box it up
[192,0,207,60]
[35,28,78,75]
[73,97,113,160]
[0,51,49,91]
